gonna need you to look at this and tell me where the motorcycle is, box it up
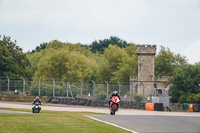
[32,102,41,113]
[110,96,120,115]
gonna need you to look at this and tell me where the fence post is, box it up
[0,79,1,95]
[22,77,25,95]
[38,78,40,96]
[66,82,73,98]
[117,81,121,96]
[6,76,10,92]
[92,80,96,98]
[66,82,69,98]
[51,78,55,97]
[105,81,109,98]
[80,80,83,96]
[130,82,134,102]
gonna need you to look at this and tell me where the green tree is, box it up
[33,44,97,82]
[103,45,137,84]
[0,35,30,78]
[155,46,187,76]
[27,51,43,78]
[31,42,47,53]
[90,36,129,53]
[169,64,200,103]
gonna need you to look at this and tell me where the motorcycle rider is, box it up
[32,96,42,112]
[32,96,42,105]
[108,91,121,108]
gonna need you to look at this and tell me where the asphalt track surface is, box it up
[0,110,29,113]
[87,115,200,133]
[1,102,200,133]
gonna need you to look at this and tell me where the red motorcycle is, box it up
[110,96,120,115]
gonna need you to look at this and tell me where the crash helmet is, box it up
[36,96,39,99]
[113,91,118,95]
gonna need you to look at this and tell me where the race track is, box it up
[87,115,200,133]
[1,102,200,133]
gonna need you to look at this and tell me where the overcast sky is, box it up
[0,0,200,64]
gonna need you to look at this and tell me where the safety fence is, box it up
[0,79,131,101]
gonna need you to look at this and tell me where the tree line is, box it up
[1,35,200,103]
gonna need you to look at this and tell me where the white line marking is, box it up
[84,115,138,133]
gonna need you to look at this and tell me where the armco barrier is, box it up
[145,103,163,111]
[47,97,145,109]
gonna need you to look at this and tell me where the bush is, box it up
[186,93,200,103]
[29,83,56,96]
[134,94,143,103]
[70,84,80,97]
[96,92,107,100]
[29,83,80,97]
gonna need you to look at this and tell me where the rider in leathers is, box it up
[108,91,121,108]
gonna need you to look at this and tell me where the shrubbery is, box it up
[134,94,143,103]
[29,83,79,97]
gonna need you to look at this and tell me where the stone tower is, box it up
[137,45,156,82]
[130,44,170,98]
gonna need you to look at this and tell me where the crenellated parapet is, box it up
[154,76,170,82]
[136,45,156,55]
[130,76,138,81]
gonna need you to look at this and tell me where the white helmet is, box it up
[113,91,118,95]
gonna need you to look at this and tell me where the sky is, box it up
[0,0,200,64]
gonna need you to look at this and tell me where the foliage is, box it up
[169,64,200,103]
[186,93,200,103]
[90,36,129,53]
[0,35,30,78]
[31,42,47,53]
[103,44,137,84]
[155,46,187,76]
[29,82,79,97]
[29,83,54,96]
[27,40,137,84]
[96,91,107,100]
[31,41,97,82]
[134,94,143,102]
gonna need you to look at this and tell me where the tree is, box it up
[33,42,97,82]
[102,45,137,84]
[169,64,200,103]
[155,46,187,76]
[90,36,129,53]
[31,42,47,53]
[0,35,30,78]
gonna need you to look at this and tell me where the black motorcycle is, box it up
[32,102,42,113]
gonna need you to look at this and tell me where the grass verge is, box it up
[0,108,130,133]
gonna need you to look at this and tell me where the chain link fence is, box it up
[0,78,131,101]
[1,78,196,111]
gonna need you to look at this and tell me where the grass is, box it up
[0,108,130,133]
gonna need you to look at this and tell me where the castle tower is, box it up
[130,44,170,102]
[137,45,156,82]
